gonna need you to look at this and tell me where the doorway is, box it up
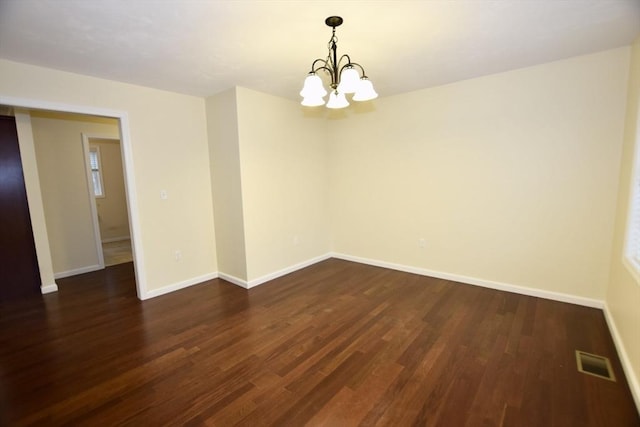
[83,135,133,267]
[0,97,146,300]
[28,111,123,279]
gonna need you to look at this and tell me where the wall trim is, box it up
[216,253,333,290]
[54,264,103,279]
[41,283,58,294]
[141,253,333,298]
[247,253,332,289]
[603,303,640,411]
[101,236,131,243]
[142,272,218,300]
[217,272,249,289]
[331,252,605,309]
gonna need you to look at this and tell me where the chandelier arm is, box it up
[341,62,368,78]
[337,54,352,69]
[313,65,335,77]
[309,59,336,80]
[310,58,330,72]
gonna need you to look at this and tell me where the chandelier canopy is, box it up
[300,16,378,109]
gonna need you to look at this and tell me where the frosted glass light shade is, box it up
[337,66,360,94]
[353,77,378,101]
[301,96,326,107]
[300,73,327,98]
[326,91,349,109]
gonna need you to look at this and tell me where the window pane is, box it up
[92,170,103,196]
[89,151,99,170]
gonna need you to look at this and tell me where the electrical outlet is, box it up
[293,236,299,246]
[175,250,182,261]
[418,238,426,248]
[160,190,168,200]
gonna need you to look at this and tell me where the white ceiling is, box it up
[1,1,639,101]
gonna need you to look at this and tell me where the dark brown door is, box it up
[0,115,41,302]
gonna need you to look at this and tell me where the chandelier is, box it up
[300,16,378,109]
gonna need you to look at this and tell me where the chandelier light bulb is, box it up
[300,73,327,99]
[337,66,360,94]
[326,91,349,109]
[352,77,378,102]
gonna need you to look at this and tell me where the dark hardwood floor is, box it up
[0,259,638,426]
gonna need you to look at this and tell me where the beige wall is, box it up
[14,111,56,290]
[31,112,119,276]
[4,50,628,300]
[607,36,640,405]
[329,48,629,300]
[90,138,130,241]
[206,88,247,281]
[206,87,330,284]
[0,59,217,296]
[235,87,329,282]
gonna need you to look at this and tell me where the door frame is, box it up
[0,95,147,300]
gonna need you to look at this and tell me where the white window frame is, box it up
[89,146,105,198]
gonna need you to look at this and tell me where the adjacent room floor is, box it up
[0,259,638,426]
[102,238,133,266]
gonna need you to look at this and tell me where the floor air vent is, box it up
[576,350,615,381]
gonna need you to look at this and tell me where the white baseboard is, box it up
[603,303,640,411]
[101,236,130,243]
[142,255,333,300]
[217,272,249,289]
[247,254,332,288]
[217,253,332,290]
[54,264,103,279]
[141,272,218,300]
[41,283,58,294]
[331,252,604,309]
